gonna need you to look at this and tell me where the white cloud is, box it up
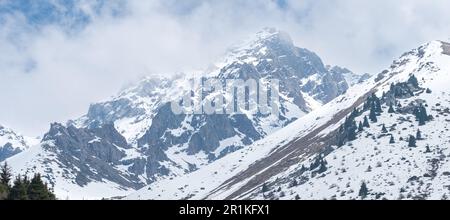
[1,0,450,136]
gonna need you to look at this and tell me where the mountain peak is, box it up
[245,27,293,47]
[255,27,293,43]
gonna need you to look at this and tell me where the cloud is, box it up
[1,0,450,136]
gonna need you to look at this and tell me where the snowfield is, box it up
[126,41,450,200]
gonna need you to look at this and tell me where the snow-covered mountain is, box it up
[0,125,37,161]
[126,40,450,200]
[6,28,363,199]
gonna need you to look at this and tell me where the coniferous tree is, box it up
[358,121,364,132]
[369,103,378,123]
[27,174,56,200]
[261,183,269,193]
[389,135,395,144]
[350,108,359,118]
[359,182,369,199]
[388,103,395,113]
[8,175,28,200]
[408,135,417,147]
[408,74,419,88]
[416,129,422,140]
[363,116,370,128]
[0,162,12,187]
[375,99,382,113]
[415,105,428,126]
[425,145,432,153]
[347,123,357,141]
[317,159,328,174]
[381,124,388,133]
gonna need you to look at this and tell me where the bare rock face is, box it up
[9,29,362,196]
[0,125,29,162]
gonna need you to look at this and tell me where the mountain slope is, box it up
[7,28,361,199]
[126,40,450,200]
[0,125,35,161]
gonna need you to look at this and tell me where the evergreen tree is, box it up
[358,121,364,132]
[261,183,269,193]
[381,124,388,133]
[369,103,378,122]
[350,108,359,118]
[317,159,328,174]
[27,174,56,200]
[363,116,370,128]
[389,135,395,144]
[425,145,432,153]
[388,103,395,113]
[415,105,428,126]
[416,129,422,140]
[375,99,382,113]
[0,162,12,187]
[408,135,417,148]
[347,123,357,141]
[408,74,419,88]
[359,182,369,199]
[426,88,432,94]
[8,175,28,200]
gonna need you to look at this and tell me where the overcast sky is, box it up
[1,0,450,136]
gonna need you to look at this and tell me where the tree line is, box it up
[0,162,56,200]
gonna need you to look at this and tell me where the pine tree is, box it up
[369,104,378,122]
[381,124,388,133]
[415,105,428,126]
[375,99,382,113]
[388,103,395,113]
[408,135,416,147]
[358,121,364,132]
[389,135,395,144]
[261,183,269,193]
[408,74,419,88]
[350,108,359,118]
[27,174,55,200]
[8,175,28,200]
[359,182,369,199]
[347,123,357,141]
[425,145,432,153]
[416,129,422,140]
[317,159,328,174]
[0,162,12,187]
[363,116,370,128]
